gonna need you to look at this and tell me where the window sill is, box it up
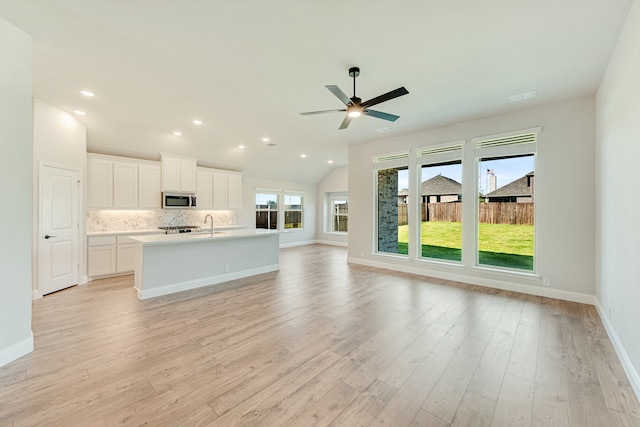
[326,231,348,236]
[283,228,304,233]
[415,257,465,269]
[472,265,539,280]
[372,252,409,260]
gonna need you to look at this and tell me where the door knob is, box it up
[44,234,57,239]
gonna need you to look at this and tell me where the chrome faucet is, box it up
[204,214,214,235]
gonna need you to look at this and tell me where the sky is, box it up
[397,155,534,194]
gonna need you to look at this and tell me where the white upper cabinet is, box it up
[88,153,238,210]
[138,163,162,208]
[161,153,197,192]
[87,157,113,208]
[161,156,180,191]
[196,169,213,210]
[227,174,242,209]
[113,161,138,208]
[196,167,242,210]
[212,173,228,210]
[180,159,197,192]
[87,154,161,209]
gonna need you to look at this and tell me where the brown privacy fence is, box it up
[398,202,534,225]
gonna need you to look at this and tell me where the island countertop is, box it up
[128,229,279,247]
[87,224,247,237]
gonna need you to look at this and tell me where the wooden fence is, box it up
[398,202,533,225]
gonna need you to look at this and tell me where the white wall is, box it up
[596,0,640,397]
[349,96,596,302]
[32,99,87,294]
[316,166,348,246]
[0,17,33,367]
[240,176,317,247]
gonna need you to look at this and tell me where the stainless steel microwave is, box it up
[162,191,197,209]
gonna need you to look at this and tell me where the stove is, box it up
[159,225,202,234]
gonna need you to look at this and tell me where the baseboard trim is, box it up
[594,299,640,402]
[32,290,42,300]
[315,240,348,247]
[280,240,317,248]
[347,256,596,305]
[136,264,280,300]
[0,331,34,368]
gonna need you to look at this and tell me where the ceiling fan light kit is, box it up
[301,66,409,129]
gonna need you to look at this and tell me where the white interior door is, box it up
[40,165,79,295]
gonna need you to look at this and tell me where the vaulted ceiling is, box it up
[0,0,632,183]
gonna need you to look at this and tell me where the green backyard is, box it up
[396,222,534,270]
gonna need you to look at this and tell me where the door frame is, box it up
[36,161,84,299]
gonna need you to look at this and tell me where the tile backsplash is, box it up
[87,209,239,232]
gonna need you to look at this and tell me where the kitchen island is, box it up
[129,229,279,300]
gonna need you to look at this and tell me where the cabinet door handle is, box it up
[44,234,57,239]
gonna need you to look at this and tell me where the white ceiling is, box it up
[0,0,632,183]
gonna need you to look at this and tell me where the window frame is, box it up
[373,150,410,257]
[327,192,348,234]
[255,191,279,230]
[473,128,539,273]
[416,142,464,264]
[283,192,304,231]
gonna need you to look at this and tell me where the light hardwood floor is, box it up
[1,244,639,426]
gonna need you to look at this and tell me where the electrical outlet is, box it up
[224,264,230,273]
[542,277,551,287]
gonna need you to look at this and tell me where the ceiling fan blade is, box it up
[300,109,345,116]
[363,109,400,122]
[338,115,352,130]
[325,85,352,106]
[361,87,409,109]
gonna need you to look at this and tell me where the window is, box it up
[374,152,409,256]
[329,196,349,233]
[284,194,303,229]
[475,130,537,271]
[418,144,463,262]
[256,193,278,230]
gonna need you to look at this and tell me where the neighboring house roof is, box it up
[398,188,409,196]
[485,172,534,198]
[421,174,462,196]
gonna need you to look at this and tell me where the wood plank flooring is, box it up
[1,244,639,426]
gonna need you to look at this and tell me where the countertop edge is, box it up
[129,230,280,246]
[87,225,248,237]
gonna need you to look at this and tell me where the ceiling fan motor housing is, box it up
[348,67,360,78]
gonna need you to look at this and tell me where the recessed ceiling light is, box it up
[192,120,202,125]
[508,91,537,103]
[80,90,95,97]
[262,137,270,142]
[328,160,334,164]
[73,110,86,116]
[238,145,245,149]
[173,131,182,136]
[300,154,307,158]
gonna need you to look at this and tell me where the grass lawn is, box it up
[394,222,533,270]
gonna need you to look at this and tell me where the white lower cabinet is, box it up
[116,236,136,273]
[87,236,117,277]
[88,233,160,278]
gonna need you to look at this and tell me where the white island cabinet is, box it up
[130,230,279,300]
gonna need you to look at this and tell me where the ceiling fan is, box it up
[300,67,409,130]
